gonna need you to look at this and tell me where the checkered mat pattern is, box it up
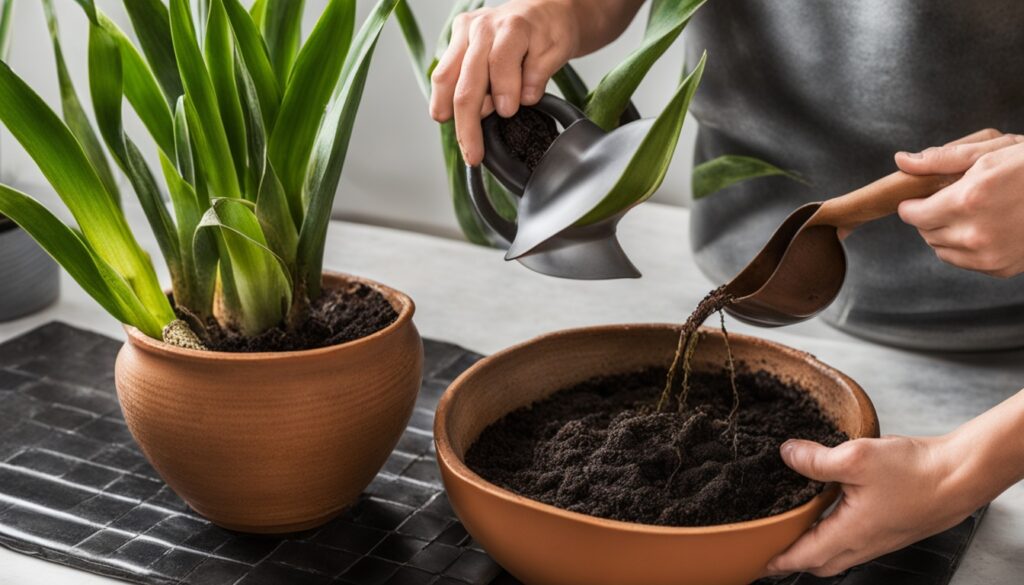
[0,322,984,585]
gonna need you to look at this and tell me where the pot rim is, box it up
[435,322,878,536]
[123,271,416,361]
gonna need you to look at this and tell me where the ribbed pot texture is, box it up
[0,225,60,322]
[115,272,423,533]
[436,324,879,585]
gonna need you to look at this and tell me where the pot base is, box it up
[206,508,346,535]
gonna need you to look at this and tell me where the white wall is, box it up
[1,0,696,241]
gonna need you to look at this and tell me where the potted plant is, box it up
[436,324,878,585]
[395,0,799,245]
[0,0,421,533]
[0,0,61,323]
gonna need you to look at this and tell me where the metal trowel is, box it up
[467,94,651,280]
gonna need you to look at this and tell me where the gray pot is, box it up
[0,221,59,321]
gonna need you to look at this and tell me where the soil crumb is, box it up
[497,106,559,171]
[466,367,846,527]
[181,282,398,353]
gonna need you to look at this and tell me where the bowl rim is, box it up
[434,322,878,536]
[123,271,416,361]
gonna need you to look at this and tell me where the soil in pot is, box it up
[466,365,846,527]
[497,106,559,172]
[180,281,398,352]
[466,285,847,527]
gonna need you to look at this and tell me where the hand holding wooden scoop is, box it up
[724,171,961,326]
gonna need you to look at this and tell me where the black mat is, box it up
[0,322,984,585]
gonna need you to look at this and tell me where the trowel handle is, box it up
[810,171,963,230]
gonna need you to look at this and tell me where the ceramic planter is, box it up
[436,324,878,585]
[115,272,423,533]
[0,221,60,322]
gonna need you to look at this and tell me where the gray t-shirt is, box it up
[685,0,1024,350]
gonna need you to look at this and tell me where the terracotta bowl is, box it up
[115,272,423,533]
[435,324,878,585]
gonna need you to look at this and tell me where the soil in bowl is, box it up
[179,281,398,352]
[466,365,847,527]
[497,106,559,172]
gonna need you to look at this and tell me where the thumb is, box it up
[780,439,851,482]
[896,134,1024,175]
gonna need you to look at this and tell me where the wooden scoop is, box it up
[724,171,961,327]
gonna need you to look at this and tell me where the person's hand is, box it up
[762,435,978,577]
[429,0,581,166]
[895,128,1024,278]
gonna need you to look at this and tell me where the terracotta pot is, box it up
[436,324,878,585]
[115,272,423,533]
[0,222,60,322]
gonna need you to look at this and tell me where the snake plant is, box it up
[0,0,399,341]
[397,0,797,245]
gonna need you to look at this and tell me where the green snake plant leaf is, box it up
[198,198,292,335]
[692,155,806,200]
[298,0,398,296]
[394,0,429,99]
[551,63,589,110]
[585,0,707,130]
[169,0,241,200]
[268,0,354,223]
[97,14,176,158]
[249,0,267,28]
[204,0,248,192]
[122,0,183,102]
[0,185,166,338]
[236,59,297,269]
[42,0,122,206]
[262,0,305,86]
[395,0,491,245]
[88,22,183,294]
[0,0,15,59]
[577,52,706,224]
[0,59,174,324]
[222,0,280,130]
[71,0,98,24]
[158,151,215,316]
[173,97,198,190]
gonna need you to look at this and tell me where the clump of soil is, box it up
[466,366,846,527]
[496,106,559,171]
[180,282,398,353]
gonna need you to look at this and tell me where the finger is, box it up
[481,94,495,117]
[488,19,531,117]
[917,225,959,248]
[521,45,567,105]
[897,182,961,231]
[430,13,472,122]
[933,246,1008,276]
[453,22,496,166]
[896,134,1024,175]
[780,439,865,483]
[764,505,857,576]
[944,128,1002,147]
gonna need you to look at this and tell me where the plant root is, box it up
[720,310,740,458]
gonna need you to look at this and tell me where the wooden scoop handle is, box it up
[809,171,962,230]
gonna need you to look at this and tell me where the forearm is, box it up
[567,0,646,56]
[946,388,1024,504]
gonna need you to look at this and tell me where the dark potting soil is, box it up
[181,282,398,353]
[466,366,847,527]
[497,106,559,171]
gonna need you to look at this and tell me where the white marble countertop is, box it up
[1,201,1021,584]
